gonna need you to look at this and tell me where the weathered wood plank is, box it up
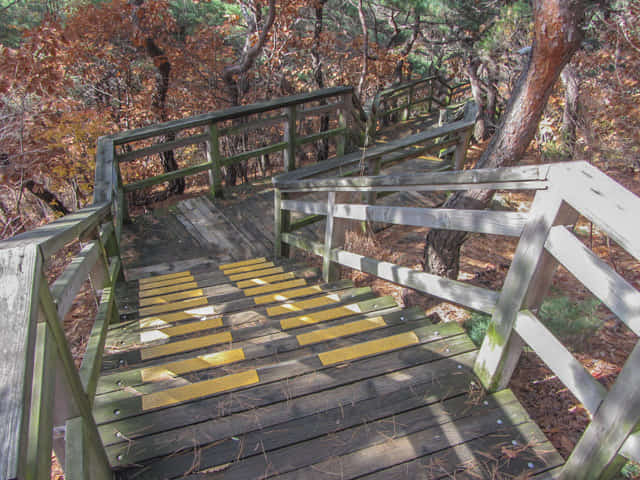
[128,372,478,478]
[220,112,288,136]
[98,332,476,444]
[562,340,640,478]
[282,201,528,237]
[24,321,56,480]
[473,189,565,391]
[281,233,499,313]
[109,87,353,145]
[80,285,117,404]
[0,245,42,480]
[215,391,529,480]
[551,161,640,261]
[122,161,214,193]
[100,295,396,381]
[38,277,113,476]
[49,241,101,320]
[515,310,606,414]
[97,309,427,405]
[107,347,475,467]
[275,162,549,189]
[93,137,114,204]
[545,225,640,336]
[116,133,208,163]
[224,141,288,167]
[357,421,563,480]
[0,203,111,258]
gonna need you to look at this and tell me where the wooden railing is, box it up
[0,188,121,477]
[107,87,358,214]
[0,78,467,480]
[366,75,470,143]
[272,160,640,479]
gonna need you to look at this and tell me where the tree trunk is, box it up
[356,0,368,97]
[467,58,488,140]
[22,179,70,216]
[311,0,330,161]
[561,63,580,157]
[423,0,586,280]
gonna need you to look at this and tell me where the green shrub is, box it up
[463,295,602,347]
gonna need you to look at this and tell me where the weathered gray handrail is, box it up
[273,160,640,479]
[105,87,356,204]
[366,75,470,144]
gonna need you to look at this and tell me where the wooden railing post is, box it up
[274,189,290,257]
[322,192,338,281]
[284,106,297,171]
[473,188,568,392]
[337,94,351,156]
[453,129,472,170]
[205,123,223,199]
[401,86,413,121]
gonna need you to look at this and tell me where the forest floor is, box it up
[47,40,640,478]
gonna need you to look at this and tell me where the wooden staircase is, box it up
[96,257,563,479]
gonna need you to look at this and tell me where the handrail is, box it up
[106,87,357,203]
[272,160,640,479]
[0,77,464,480]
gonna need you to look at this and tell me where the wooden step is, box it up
[97,306,419,399]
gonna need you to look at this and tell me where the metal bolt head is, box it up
[114,409,121,416]
[528,462,535,469]
[117,454,124,461]
[497,419,503,425]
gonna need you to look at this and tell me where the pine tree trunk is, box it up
[423,0,586,280]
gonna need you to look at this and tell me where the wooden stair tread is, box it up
[102,255,563,479]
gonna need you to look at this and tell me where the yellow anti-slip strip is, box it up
[280,303,363,330]
[138,317,223,343]
[137,309,216,329]
[140,331,232,361]
[219,258,267,270]
[139,288,205,307]
[319,332,419,366]
[229,267,284,282]
[267,293,342,317]
[138,297,208,317]
[223,262,274,275]
[139,271,192,286]
[140,349,245,382]
[243,279,306,296]
[297,317,386,346]
[254,285,324,305]
[139,281,199,299]
[139,275,195,291]
[142,369,259,411]
[236,272,295,288]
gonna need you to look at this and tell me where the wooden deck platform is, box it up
[97,257,564,479]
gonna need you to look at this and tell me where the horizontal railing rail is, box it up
[104,87,357,207]
[0,78,468,480]
[272,160,640,479]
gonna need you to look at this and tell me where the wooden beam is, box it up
[109,87,353,145]
[1,203,111,259]
[0,245,42,480]
[473,189,565,392]
[515,310,606,414]
[93,138,114,204]
[284,106,297,172]
[281,201,529,237]
[122,161,213,193]
[551,161,640,261]
[205,124,223,199]
[49,241,101,320]
[281,232,499,313]
[545,225,640,336]
[24,321,56,480]
[115,133,208,163]
[224,141,288,167]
